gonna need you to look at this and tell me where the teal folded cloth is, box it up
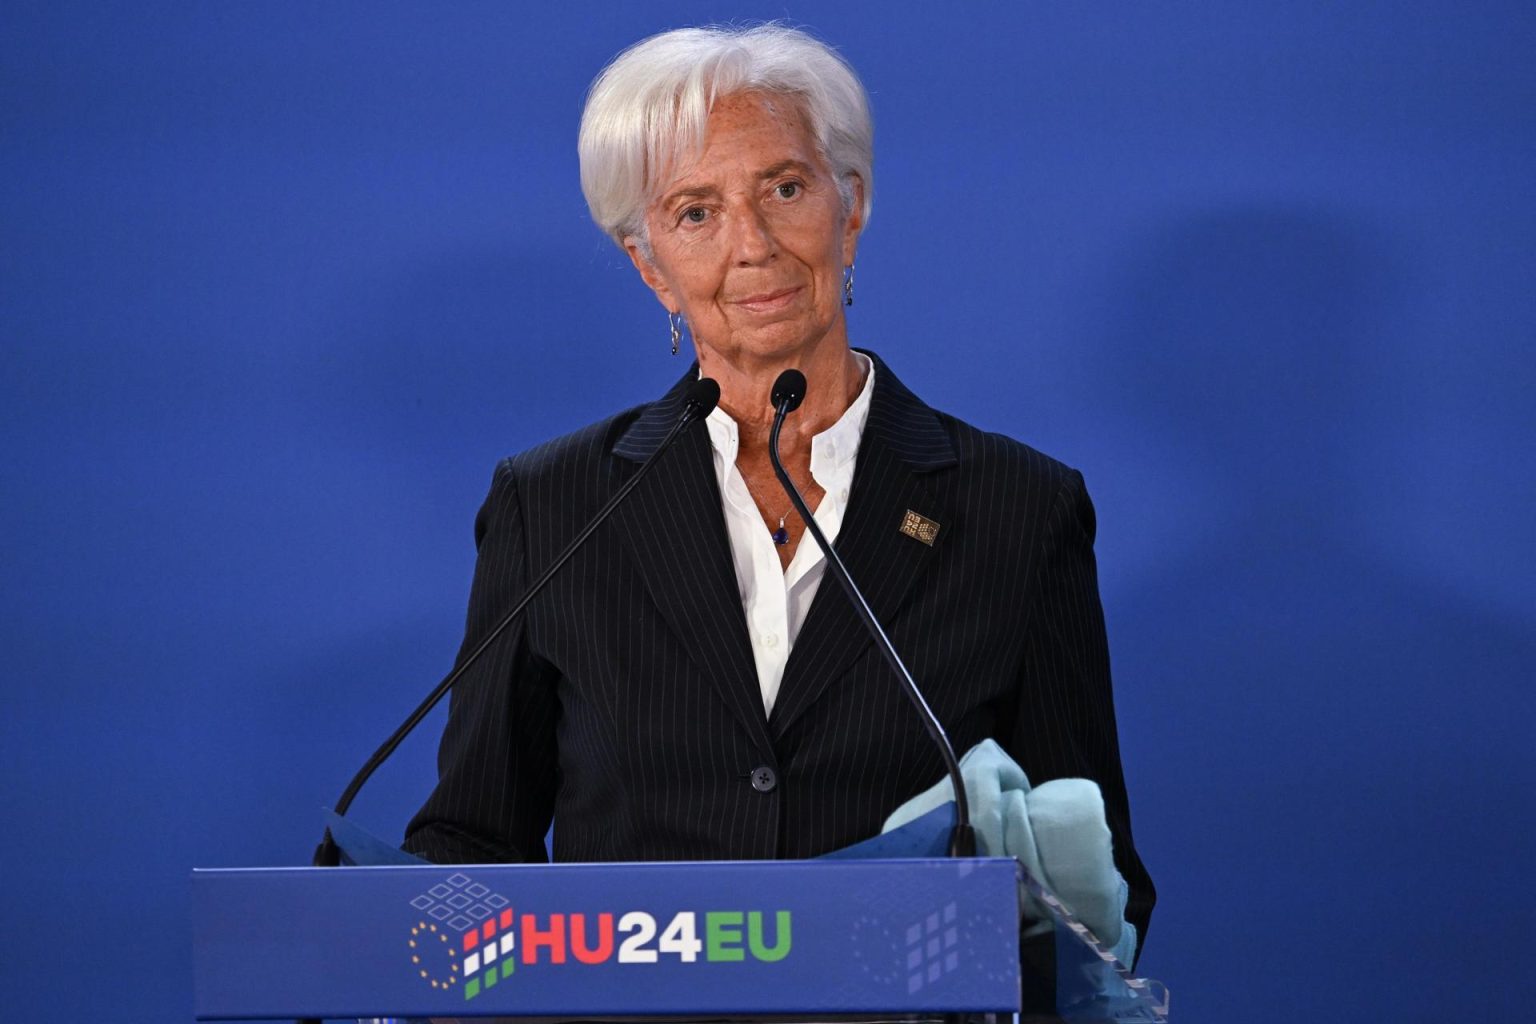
[881,739,1137,966]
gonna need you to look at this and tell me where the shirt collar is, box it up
[704,352,876,477]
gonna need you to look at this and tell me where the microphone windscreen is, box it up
[686,377,721,418]
[771,369,807,413]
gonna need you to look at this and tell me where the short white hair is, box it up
[578,24,874,251]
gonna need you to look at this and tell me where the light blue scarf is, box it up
[881,739,1138,966]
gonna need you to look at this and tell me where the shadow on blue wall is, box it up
[1095,208,1532,1016]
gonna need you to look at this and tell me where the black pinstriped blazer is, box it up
[403,352,1154,945]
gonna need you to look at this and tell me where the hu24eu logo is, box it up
[407,873,793,1001]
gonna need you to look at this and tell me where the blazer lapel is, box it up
[768,355,958,739]
[611,370,773,755]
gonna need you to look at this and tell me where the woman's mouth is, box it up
[733,286,802,312]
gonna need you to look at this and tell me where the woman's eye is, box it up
[681,207,709,224]
[775,182,801,199]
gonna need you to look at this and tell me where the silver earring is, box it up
[668,311,682,356]
[843,264,855,307]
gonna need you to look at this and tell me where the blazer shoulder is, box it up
[497,403,647,484]
[931,408,1084,493]
[468,405,648,550]
[917,407,1096,548]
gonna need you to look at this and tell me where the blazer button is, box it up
[750,766,778,793]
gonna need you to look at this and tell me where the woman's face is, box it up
[626,91,862,368]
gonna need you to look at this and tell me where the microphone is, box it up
[766,369,976,858]
[312,377,721,868]
[770,369,807,413]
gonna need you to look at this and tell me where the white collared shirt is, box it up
[704,352,876,717]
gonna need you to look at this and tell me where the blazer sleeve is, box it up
[402,458,561,864]
[1007,469,1156,958]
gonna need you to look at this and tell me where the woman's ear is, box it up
[841,173,865,266]
[624,237,676,311]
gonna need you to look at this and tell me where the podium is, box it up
[192,857,1168,1021]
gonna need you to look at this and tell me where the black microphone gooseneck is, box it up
[766,369,975,858]
[311,377,722,868]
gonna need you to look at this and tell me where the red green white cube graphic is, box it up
[407,872,514,1001]
[461,908,516,997]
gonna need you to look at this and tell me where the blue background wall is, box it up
[3,3,1532,1020]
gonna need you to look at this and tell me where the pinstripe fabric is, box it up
[403,352,1155,946]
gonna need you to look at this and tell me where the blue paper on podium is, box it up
[326,809,428,866]
[820,802,956,860]
[326,805,954,867]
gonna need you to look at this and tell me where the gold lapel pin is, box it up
[899,509,941,546]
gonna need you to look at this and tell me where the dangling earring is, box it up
[668,311,683,356]
[842,264,855,307]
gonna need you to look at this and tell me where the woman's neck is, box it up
[701,340,865,459]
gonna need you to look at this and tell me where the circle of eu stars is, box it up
[409,920,460,990]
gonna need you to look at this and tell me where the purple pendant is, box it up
[772,525,790,546]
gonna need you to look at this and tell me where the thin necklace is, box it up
[742,475,795,546]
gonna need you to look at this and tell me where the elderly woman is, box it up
[404,24,1154,956]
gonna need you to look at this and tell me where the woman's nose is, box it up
[730,203,778,265]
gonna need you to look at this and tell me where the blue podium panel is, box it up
[193,858,1022,1020]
